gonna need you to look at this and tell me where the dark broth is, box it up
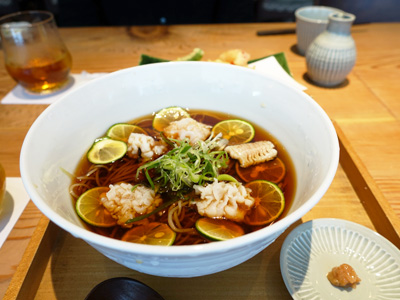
[72,109,296,245]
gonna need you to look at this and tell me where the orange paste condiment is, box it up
[327,263,361,289]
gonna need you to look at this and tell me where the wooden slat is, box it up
[4,132,400,299]
[335,123,400,247]
[3,217,55,300]
[1,23,400,298]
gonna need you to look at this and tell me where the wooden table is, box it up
[0,23,399,298]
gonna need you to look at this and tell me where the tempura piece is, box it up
[225,141,277,168]
[101,183,162,228]
[193,179,255,222]
[127,133,167,160]
[327,264,361,289]
[163,118,212,145]
[215,49,251,66]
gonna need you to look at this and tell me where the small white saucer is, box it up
[280,218,400,299]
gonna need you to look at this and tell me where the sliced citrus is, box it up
[138,48,204,65]
[106,123,146,142]
[87,137,127,164]
[76,187,117,227]
[152,106,190,132]
[216,174,238,183]
[244,180,285,226]
[236,158,286,183]
[121,222,176,246]
[195,218,245,241]
[176,48,204,61]
[211,119,255,145]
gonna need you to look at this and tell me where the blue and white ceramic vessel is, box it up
[306,12,356,87]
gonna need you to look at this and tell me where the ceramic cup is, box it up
[295,6,343,55]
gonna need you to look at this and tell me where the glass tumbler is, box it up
[0,11,72,94]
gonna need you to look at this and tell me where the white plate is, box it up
[280,218,400,299]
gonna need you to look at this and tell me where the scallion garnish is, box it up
[136,134,229,197]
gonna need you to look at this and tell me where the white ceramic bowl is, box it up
[20,62,339,277]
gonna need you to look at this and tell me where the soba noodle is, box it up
[70,110,296,245]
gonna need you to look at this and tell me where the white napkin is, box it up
[0,177,30,249]
[1,71,107,105]
[1,58,306,105]
[249,56,307,91]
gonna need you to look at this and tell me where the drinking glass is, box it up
[0,11,72,94]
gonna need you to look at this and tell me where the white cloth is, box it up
[1,71,107,105]
[1,58,306,105]
[0,178,30,249]
[249,56,307,91]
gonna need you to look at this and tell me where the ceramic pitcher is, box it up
[305,12,356,87]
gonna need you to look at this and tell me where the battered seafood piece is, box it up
[127,133,167,160]
[215,49,251,66]
[193,179,255,222]
[225,140,278,168]
[163,118,212,145]
[327,264,361,289]
[101,183,162,228]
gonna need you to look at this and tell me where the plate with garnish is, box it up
[280,218,400,299]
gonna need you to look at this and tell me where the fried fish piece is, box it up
[193,179,255,222]
[225,141,277,168]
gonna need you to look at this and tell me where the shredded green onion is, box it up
[126,198,176,223]
[131,184,140,192]
[136,134,229,197]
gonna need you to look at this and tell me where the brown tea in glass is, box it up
[0,11,72,94]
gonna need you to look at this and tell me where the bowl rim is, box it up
[20,61,339,256]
